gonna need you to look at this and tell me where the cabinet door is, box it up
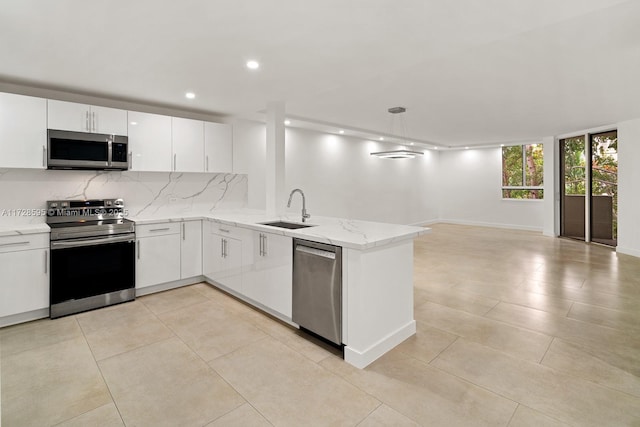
[47,99,90,132]
[205,233,242,294]
[0,93,47,168]
[204,122,232,173]
[136,234,181,289]
[91,105,128,135]
[128,111,172,172]
[245,232,292,318]
[172,117,204,172]
[0,249,49,317]
[181,221,202,278]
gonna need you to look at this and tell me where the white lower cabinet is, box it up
[0,234,49,319]
[244,231,292,318]
[136,223,181,289]
[203,222,248,294]
[180,220,202,279]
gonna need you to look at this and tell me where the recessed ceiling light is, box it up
[379,137,384,141]
[284,120,291,125]
[246,60,260,70]
[185,92,195,99]
[130,121,137,126]
[339,130,344,134]
[409,142,414,146]
[465,147,470,150]
[434,147,438,150]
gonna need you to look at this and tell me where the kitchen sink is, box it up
[260,221,315,229]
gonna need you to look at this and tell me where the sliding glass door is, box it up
[590,131,618,246]
[560,131,618,247]
[560,136,586,240]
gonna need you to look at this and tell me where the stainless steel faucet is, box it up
[287,188,310,222]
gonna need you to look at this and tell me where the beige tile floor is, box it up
[2,223,640,426]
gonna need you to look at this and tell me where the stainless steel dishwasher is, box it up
[292,238,342,345]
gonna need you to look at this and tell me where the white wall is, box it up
[232,121,440,225]
[439,147,544,231]
[617,118,640,257]
[285,128,439,225]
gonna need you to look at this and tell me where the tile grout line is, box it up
[70,315,128,427]
[149,288,276,426]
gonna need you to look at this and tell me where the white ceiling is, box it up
[1,0,639,147]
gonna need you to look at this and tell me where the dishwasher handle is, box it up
[295,244,336,260]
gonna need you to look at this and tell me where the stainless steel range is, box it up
[47,198,135,318]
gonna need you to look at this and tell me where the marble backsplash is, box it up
[0,169,248,226]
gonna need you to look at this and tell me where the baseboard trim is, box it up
[0,308,49,328]
[408,219,439,227]
[135,276,204,297]
[437,219,543,232]
[344,320,416,369]
[616,246,640,258]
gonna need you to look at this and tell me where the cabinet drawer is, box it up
[135,222,181,238]
[209,222,249,240]
[0,233,49,254]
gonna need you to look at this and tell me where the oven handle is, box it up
[51,234,135,250]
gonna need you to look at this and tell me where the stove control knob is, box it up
[106,200,112,206]
[61,202,68,208]
[50,202,58,208]
[114,199,124,207]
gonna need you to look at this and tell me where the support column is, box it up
[265,101,286,215]
[542,136,557,237]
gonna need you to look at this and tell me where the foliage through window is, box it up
[501,144,544,199]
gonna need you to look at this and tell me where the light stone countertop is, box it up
[0,223,51,237]
[0,210,429,250]
[130,209,430,250]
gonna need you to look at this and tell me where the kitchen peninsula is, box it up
[126,210,428,368]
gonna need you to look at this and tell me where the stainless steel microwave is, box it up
[47,129,129,170]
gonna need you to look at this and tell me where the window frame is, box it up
[501,144,544,200]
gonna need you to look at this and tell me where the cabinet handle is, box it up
[206,155,209,172]
[85,111,90,131]
[262,234,267,256]
[42,146,47,167]
[259,234,262,256]
[220,238,224,258]
[182,223,185,240]
[173,154,177,171]
[149,227,170,233]
[0,241,29,247]
[137,240,141,259]
[219,228,230,233]
[128,151,132,170]
[92,111,96,132]
[44,250,48,274]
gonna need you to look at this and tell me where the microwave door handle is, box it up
[107,139,113,168]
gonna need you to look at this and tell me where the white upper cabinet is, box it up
[47,99,128,135]
[128,111,172,172]
[204,122,232,173]
[172,117,204,172]
[0,92,47,168]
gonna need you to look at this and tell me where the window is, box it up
[502,144,544,199]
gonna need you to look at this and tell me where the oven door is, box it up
[50,233,135,318]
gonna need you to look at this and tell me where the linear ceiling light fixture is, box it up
[370,107,424,159]
[370,149,424,159]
